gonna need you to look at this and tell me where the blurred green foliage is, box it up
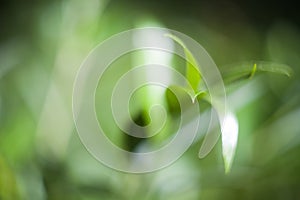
[1,0,300,199]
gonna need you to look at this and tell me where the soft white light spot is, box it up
[221,111,239,173]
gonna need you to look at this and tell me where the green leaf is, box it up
[249,63,257,79]
[194,91,208,102]
[165,34,202,92]
[165,85,197,114]
[222,61,293,83]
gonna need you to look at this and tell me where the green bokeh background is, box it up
[1,0,300,199]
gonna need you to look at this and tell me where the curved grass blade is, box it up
[249,63,257,79]
[222,61,293,84]
[165,34,202,92]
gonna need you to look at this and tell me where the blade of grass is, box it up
[222,61,293,84]
[249,63,257,79]
[165,34,202,92]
